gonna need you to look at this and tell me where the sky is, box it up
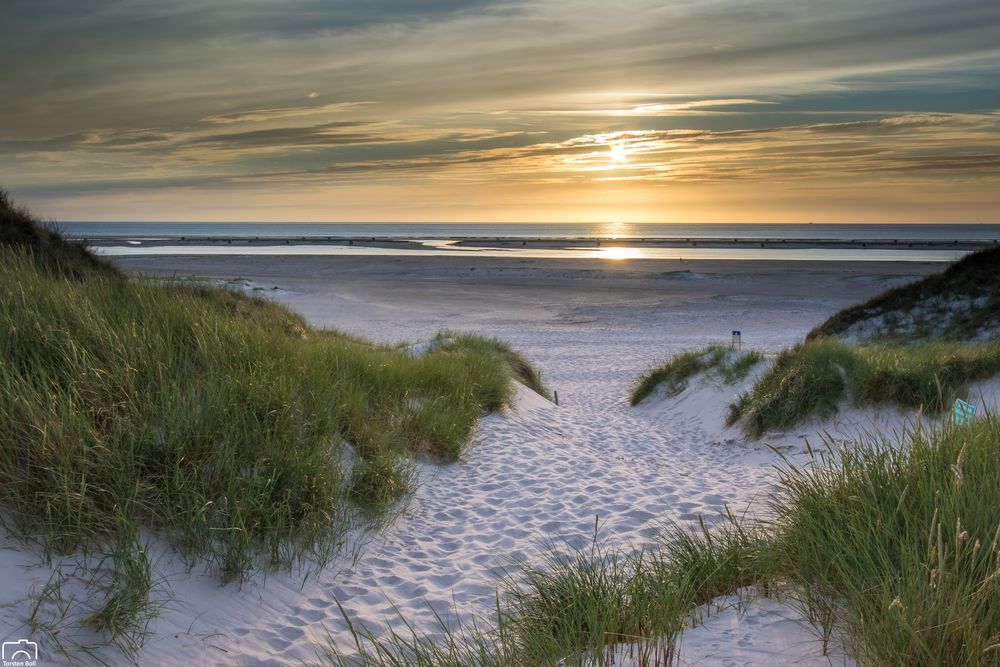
[2,0,1000,223]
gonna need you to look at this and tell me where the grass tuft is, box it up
[773,418,1000,665]
[84,534,166,656]
[433,331,550,401]
[630,345,764,406]
[325,417,1000,667]
[348,454,412,512]
[0,190,120,280]
[728,338,1000,437]
[324,517,770,666]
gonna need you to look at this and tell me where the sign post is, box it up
[731,330,741,351]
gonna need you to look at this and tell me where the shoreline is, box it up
[90,238,978,263]
[84,234,995,251]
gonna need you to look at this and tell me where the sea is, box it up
[55,222,1000,242]
[56,222,1000,263]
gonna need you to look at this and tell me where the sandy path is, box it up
[4,257,921,665]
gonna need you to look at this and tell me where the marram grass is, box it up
[630,344,764,406]
[773,418,1000,665]
[0,246,545,657]
[0,248,540,570]
[326,417,1000,667]
[728,338,1000,437]
[434,330,551,401]
[325,517,768,667]
[632,338,1000,439]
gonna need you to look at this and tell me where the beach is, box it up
[7,0,1000,661]
[29,253,921,665]
[4,249,998,664]
[114,254,938,342]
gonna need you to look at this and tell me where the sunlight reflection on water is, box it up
[94,242,967,263]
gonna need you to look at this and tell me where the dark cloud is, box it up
[0,121,394,157]
[4,0,999,134]
[0,132,93,153]
[188,121,388,149]
[803,115,972,134]
[863,154,1000,173]
[3,0,503,39]
[97,132,174,147]
[9,175,234,198]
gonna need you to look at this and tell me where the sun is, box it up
[609,143,628,164]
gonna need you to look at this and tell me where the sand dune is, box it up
[0,255,956,665]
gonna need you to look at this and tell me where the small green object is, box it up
[954,398,976,425]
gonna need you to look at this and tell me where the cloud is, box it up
[200,102,372,125]
[0,132,94,153]
[527,99,777,117]
[803,114,982,134]
[187,121,390,149]
[143,111,994,188]
[5,110,1000,194]
[2,0,999,220]
[4,0,999,136]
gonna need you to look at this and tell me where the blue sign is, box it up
[954,398,977,425]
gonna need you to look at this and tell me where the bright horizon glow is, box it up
[2,1,999,223]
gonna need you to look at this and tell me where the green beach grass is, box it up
[325,514,769,667]
[326,416,1000,667]
[0,247,523,570]
[433,331,552,400]
[0,193,548,657]
[629,339,1000,439]
[0,190,119,280]
[727,338,1000,437]
[806,245,1000,343]
[630,344,764,406]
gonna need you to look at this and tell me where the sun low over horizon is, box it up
[3,0,1000,223]
[5,4,1000,666]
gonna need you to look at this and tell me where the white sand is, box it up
[2,255,979,666]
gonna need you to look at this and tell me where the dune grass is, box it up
[806,245,1000,343]
[0,189,119,280]
[773,418,1000,665]
[325,517,768,667]
[630,344,764,406]
[326,416,1000,667]
[0,247,526,570]
[433,331,551,400]
[728,338,1000,437]
[0,245,545,657]
[26,534,170,663]
[495,517,768,665]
